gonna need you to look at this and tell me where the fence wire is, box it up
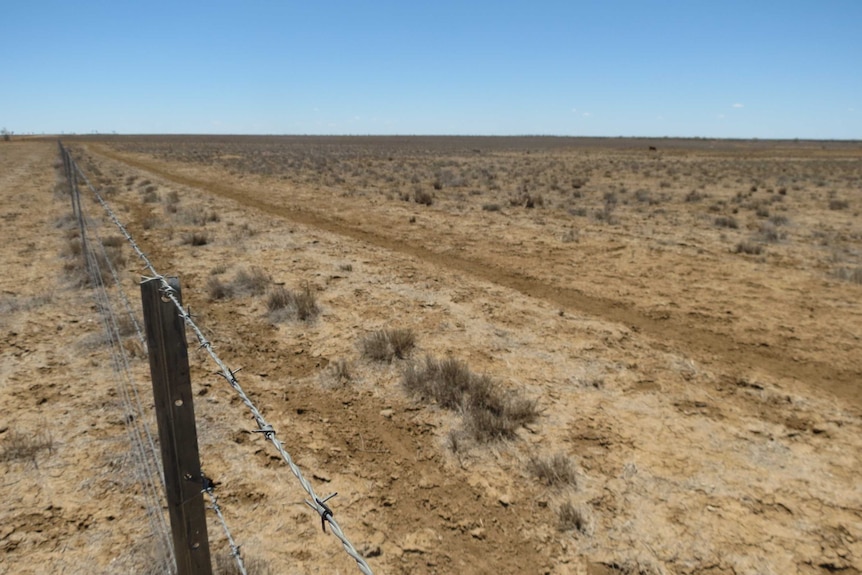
[63,143,373,575]
[64,151,176,574]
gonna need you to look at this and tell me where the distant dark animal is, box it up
[648,146,658,152]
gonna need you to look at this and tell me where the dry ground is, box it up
[1,136,861,575]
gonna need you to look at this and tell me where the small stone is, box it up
[380,409,394,419]
[469,527,486,540]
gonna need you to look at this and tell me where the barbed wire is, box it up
[63,143,374,575]
[70,172,176,574]
[201,475,248,575]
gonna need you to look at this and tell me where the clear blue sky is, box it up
[2,1,860,139]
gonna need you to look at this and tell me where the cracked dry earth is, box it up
[1,137,861,575]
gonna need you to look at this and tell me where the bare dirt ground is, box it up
[2,136,861,575]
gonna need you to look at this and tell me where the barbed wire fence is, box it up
[59,142,373,575]
[60,144,177,574]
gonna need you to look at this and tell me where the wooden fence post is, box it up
[141,277,213,575]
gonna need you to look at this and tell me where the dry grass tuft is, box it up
[835,266,862,285]
[267,283,319,322]
[215,553,272,575]
[361,328,416,362]
[734,241,764,255]
[0,430,55,467]
[207,276,234,300]
[528,453,579,487]
[403,356,538,443]
[232,267,270,296]
[181,231,211,246]
[557,501,590,534]
[326,358,353,386]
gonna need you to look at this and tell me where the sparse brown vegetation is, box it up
[361,328,416,362]
[0,430,54,467]
[403,356,539,442]
[181,231,211,246]
[734,240,764,255]
[231,267,270,296]
[557,501,589,534]
[266,283,319,322]
[207,276,234,300]
[215,553,272,575]
[714,215,739,229]
[11,136,862,575]
[527,453,579,487]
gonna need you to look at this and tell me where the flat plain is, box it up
[1,136,861,575]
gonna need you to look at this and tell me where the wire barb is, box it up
[306,493,338,533]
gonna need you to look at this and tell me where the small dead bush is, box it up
[141,188,159,203]
[829,199,849,211]
[361,328,416,362]
[267,283,319,322]
[482,203,502,212]
[232,267,270,296]
[101,235,124,248]
[0,430,55,467]
[207,276,234,300]
[684,190,705,203]
[714,216,739,229]
[403,356,538,443]
[510,192,544,209]
[291,283,320,321]
[266,286,292,312]
[835,267,862,285]
[528,453,578,487]
[756,222,783,243]
[181,231,211,246]
[215,553,272,575]
[557,501,589,534]
[326,358,353,386]
[414,189,434,206]
[735,241,764,255]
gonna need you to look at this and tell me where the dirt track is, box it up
[2,138,862,575]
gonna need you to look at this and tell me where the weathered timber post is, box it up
[141,277,213,575]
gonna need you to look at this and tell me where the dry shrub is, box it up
[101,235,124,248]
[528,453,578,487]
[0,430,55,467]
[714,215,739,229]
[207,276,234,300]
[291,283,319,321]
[403,356,538,443]
[361,328,416,362]
[267,283,319,322]
[181,231,211,246]
[557,501,590,534]
[215,553,272,575]
[835,267,862,284]
[232,267,270,296]
[413,189,434,205]
[756,222,783,243]
[326,358,353,386]
[735,241,764,255]
[141,188,159,203]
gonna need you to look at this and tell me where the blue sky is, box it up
[2,1,860,138]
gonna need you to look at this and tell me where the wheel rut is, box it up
[90,145,862,409]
